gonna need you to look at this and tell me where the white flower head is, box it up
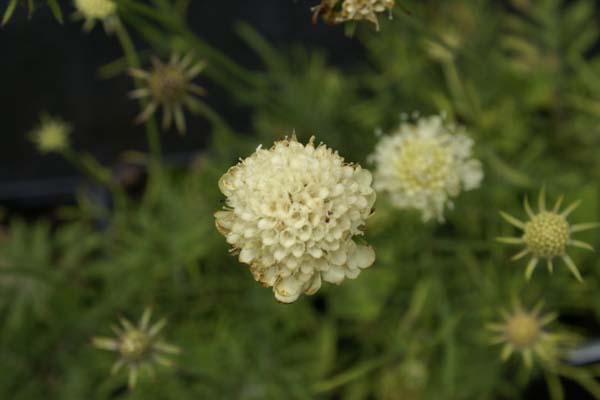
[370,114,483,222]
[215,136,376,303]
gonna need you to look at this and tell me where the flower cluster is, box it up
[312,0,395,30]
[74,0,117,31]
[93,308,180,389]
[498,188,599,281]
[129,54,206,134]
[370,115,483,222]
[28,114,72,154]
[215,136,376,303]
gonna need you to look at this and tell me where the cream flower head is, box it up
[74,0,117,31]
[215,136,376,303]
[369,114,483,222]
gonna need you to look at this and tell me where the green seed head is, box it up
[523,211,570,258]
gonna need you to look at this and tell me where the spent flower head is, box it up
[29,114,72,154]
[487,301,571,369]
[369,114,483,222]
[215,135,376,303]
[129,53,206,134]
[312,0,394,30]
[93,308,180,389]
[498,187,599,282]
[73,0,117,32]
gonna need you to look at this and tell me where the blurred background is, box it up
[1,0,361,212]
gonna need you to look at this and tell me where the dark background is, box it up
[0,0,362,206]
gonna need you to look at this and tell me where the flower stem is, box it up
[113,20,163,162]
[556,364,600,399]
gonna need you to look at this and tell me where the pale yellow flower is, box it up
[370,114,483,222]
[215,136,376,303]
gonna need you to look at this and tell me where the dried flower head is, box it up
[338,0,394,29]
[129,54,206,134]
[93,308,180,389]
[369,114,483,222]
[73,0,117,31]
[487,301,567,368]
[498,188,599,282]
[311,0,341,24]
[215,136,376,303]
[312,0,394,30]
[29,114,72,154]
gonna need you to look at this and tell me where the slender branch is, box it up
[113,20,163,162]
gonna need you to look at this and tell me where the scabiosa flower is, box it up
[28,114,72,154]
[338,0,395,30]
[312,0,394,30]
[93,308,180,389]
[369,114,483,222]
[129,54,206,134]
[215,136,376,303]
[73,0,117,31]
[487,302,566,368]
[498,188,599,282]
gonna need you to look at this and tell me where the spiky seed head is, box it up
[487,302,565,368]
[498,188,599,281]
[523,212,570,258]
[129,54,206,134]
[92,308,180,389]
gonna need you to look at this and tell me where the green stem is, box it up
[556,364,600,399]
[113,20,162,162]
[311,356,390,394]
[62,149,127,209]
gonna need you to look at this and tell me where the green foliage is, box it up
[3,0,600,399]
